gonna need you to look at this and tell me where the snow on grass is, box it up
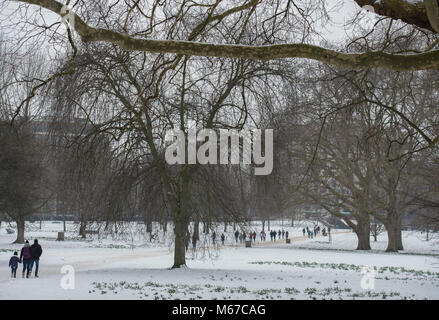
[0,221,438,300]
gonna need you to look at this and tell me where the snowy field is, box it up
[0,221,438,300]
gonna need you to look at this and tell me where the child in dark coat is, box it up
[9,252,20,278]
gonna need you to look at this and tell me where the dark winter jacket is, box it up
[30,244,43,260]
[20,245,31,261]
[9,256,20,269]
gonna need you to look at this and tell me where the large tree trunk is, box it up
[14,218,25,244]
[172,215,189,268]
[385,214,403,252]
[171,171,191,269]
[385,226,398,252]
[354,217,371,250]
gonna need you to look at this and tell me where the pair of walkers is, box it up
[8,239,43,278]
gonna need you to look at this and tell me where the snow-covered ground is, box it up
[0,221,438,300]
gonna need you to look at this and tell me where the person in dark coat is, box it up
[212,231,216,245]
[29,239,42,278]
[221,233,225,245]
[234,230,240,243]
[9,251,20,278]
[302,228,306,236]
[285,231,289,239]
[20,241,32,278]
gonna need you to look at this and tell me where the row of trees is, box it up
[0,0,438,267]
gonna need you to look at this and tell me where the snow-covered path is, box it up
[1,222,438,300]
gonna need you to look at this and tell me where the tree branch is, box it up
[10,0,439,71]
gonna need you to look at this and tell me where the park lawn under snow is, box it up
[0,221,438,300]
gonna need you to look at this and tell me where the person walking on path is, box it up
[29,239,42,278]
[20,240,32,278]
[302,228,306,237]
[235,230,239,243]
[9,251,20,278]
[285,231,289,239]
[221,233,225,245]
[212,231,216,245]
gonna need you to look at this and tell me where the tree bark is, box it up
[354,217,371,250]
[194,219,200,242]
[172,215,189,268]
[385,213,403,252]
[14,218,25,244]
[171,170,192,269]
[79,218,86,239]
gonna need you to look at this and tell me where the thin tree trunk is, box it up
[79,217,87,239]
[194,219,200,242]
[396,223,404,251]
[372,224,377,242]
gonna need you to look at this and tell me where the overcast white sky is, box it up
[0,0,369,47]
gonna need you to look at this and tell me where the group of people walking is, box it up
[268,229,289,241]
[8,239,43,278]
[302,225,329,239]
[184,224,329,251]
